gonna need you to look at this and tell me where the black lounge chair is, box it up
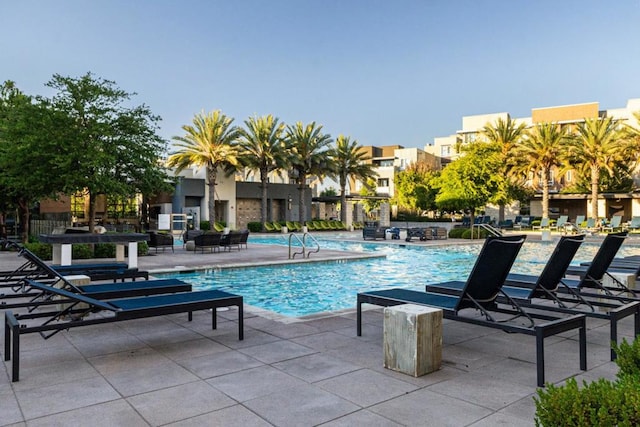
[0,245,191,308]
[4,280,243,382]
[357,235,587,387]
[193,232,222,253]
[426,234,640,361]
[147,231,174,253]
[0,242,149,286]
[220,231,243,251]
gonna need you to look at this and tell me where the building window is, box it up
[379,159,394,167]
[378,178,389,187]
[565,170,572,182]
[441,145,452,156]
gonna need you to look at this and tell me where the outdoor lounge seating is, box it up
[426,234,640,361]
[357,235,587,387]
[362,223,386,240]
[182,229,204,248]
[4,279,243,382]
[549,215,568,231]
[193,232,222,253]
[602,215,623,232]
[625,216,640,232]
[0,245,192,308]
[0,243,149,287]
[147,231,174,253]
[532,217,550,230]
[220,231,243,251]
[513,216,531,230]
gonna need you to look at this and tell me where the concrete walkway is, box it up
[1,232,637,426]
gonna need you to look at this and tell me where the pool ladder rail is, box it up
[288,232,320,259]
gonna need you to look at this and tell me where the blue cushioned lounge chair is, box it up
[357,235,587,387]
[426,234,640,361]
[5,280,243,382]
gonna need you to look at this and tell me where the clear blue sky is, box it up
[2,0,639,149]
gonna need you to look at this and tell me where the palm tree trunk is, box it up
[591,166,599,220]
[340,175,347,223]
[208,167,217,224]
[541,167,549,219]
[260,169,269,232]
[498,205,505,223]
[298,176,306,223]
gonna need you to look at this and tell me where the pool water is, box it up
[157,236,639,317]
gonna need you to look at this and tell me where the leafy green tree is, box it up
[238,114,287,230]
[513,122,570,219]
[481,116,527,221]
[327,135,377,223]
[566,117,624,219]
[43,72,169,233]
[168,110,240,223]
[286,121,333,223]
[393,161,438,216]
[435,142,502,225]
[0,81,66,241]
[359,178,381,218]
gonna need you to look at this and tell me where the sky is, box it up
[2,0,640,149]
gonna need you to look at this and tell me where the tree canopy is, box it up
[435,142,503,218]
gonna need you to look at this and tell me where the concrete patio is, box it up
[1,232,636,426]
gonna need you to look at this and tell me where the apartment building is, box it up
[425,98,640,220]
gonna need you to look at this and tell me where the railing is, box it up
[472,223,502,238]
[302,233,320,257]
[288,232,321,259]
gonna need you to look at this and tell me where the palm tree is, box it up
[328,135,377,223]
[481,116,527,222]
[567,117,624,220]
[238,115,287,231]
[285,122,333,223]
[167,110,240,224]
[513,122,570,219]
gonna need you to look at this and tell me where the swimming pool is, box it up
[157,236,639,318]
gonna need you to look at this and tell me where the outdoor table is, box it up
[39,233,149,268]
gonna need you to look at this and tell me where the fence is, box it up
[30,220,70,236]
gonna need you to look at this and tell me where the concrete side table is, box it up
[383,304,443,377]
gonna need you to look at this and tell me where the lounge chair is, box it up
[238,229,249,249]
[426,234,640,361]
[1,244,148,287]
[193,232,222,253]
[147,231,174,253]
[182,229,204,248]
[263,222,275,232]
[625,216,640,232]
[602,215,623,233]
[549,215,568,231]
[4,280,243,382]
[0,246,192,308]
[272,222,282,232]
[220,231,243,251]
[213,222,226,232]
[357,235,587,387]
[532,218,550,230]
[513,216,531,230]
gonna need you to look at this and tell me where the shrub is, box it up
[448,227,467,238]
[24,242,52,260]
[461,228,490,239]
[613,338,640,379]
[247,222,262,233]
[94,243,116,258]
[137,241,149,256]
[535,336,640,426]
[72,244,93,259]
[199,220,210,231]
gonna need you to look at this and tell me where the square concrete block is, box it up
[383,304,442,377]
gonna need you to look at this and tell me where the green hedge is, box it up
[534,337,640,426]
[247,222,263,232]
[23,241,149,260]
